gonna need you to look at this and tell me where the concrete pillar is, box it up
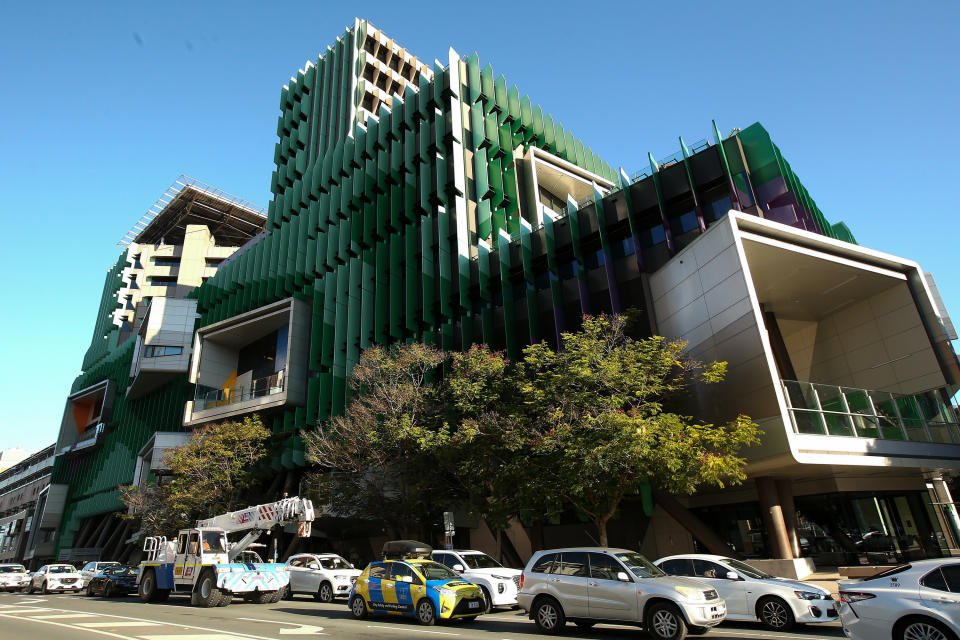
[929,477,960,551]
[756,477,794,560]
[776,479,801,558]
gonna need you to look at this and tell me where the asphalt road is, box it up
[0,590,846,640]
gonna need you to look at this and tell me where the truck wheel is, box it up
[192,570,223,607]
[315,581,333,603]
[139,569,159,602]
[249,590,274,604]
[281,585,293,600]
[349,595,367,619]
[217,590,232,606]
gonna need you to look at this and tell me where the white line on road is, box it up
[31,613,100,619]
[366,625,460,636]
[0,604,281,640]
[0,613,141,640]
[76,621,164,627]
[236,617,327,635]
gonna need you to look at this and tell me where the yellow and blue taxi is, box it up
[348,540,485,625]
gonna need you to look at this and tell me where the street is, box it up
[0,591,846,640]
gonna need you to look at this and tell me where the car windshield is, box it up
[0,566,25,573]
[201,532,226,553]
[106,567,138,577]
[461,553,503,569]
[318,556,353,570]
[417,561,461,581]
[97,563,119,570]
[615,553,664,579]
[240,552,264,563]
[723,558,774,579]
[49,566,75,574]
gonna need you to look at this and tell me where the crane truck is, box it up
[137,496,314,607]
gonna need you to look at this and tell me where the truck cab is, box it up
[172,528,229,586]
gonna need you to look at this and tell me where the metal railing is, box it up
[782,379,960,444]
[194,371,286,412]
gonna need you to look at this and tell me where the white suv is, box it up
[284,553,360,602]
[432,549,521,611]
[518,547,726,639]
[0,564,31,592]
[27,564,84,594]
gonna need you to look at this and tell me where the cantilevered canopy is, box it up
[118,175,266,247]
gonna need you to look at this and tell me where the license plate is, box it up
[468,601,479,609]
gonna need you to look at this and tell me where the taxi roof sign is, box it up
[382,540,433,560]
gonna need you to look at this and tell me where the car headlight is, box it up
[334,574,350,580]
[675,586,708,602]
[795,590,824,600]
[433,586,457,598]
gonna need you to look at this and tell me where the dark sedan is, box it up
[86,565,139,597]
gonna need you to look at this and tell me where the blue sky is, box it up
[1,1,958,453]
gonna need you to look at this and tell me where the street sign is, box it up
[443,511,455,534]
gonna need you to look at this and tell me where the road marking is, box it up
[366,625,460,635]
[31,613,100,619]
[76,621,164,627]
[0,607,53,613]
[139,636,256,640]
[0,604,281,640]
[236,617,327,635]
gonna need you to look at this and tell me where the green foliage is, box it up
[303,314,760,547]
[119,415,270,536]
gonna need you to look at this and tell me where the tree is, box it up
[120,415,270,536]
[302,343,451,538]
[513,315,760,546]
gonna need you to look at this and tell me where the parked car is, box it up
[86,566,139,597]
[348,540,486,625]
[654,553,836,631]
[27,564,84,594]
[432,549,521,612]
[79,561,121,588]
[838,560,960,640]
[285,553,361,602]
[0,564,31,592]
[518,547,726,639]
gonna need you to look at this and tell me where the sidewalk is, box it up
[803,570,841,597]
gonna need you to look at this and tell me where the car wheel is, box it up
[645,602,688,640]
[315,581,333,603]
[897,617,959,640]
[104,582,114,598]
[757,596,795,631]
[416,598,437,626]
[349,595,368,620]
[533,597,566,635]
[479,585,492,613]
[41,581,49,595]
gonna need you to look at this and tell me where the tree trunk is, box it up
[597,516,610,547]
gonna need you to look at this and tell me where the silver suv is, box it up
[517,547,726,639]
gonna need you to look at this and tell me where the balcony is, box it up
[782,379,960,445]
[193,371,285,412]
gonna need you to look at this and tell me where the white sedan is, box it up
[839,559,960,640]
[27,564,84,594]
[0,564,31,591]
[284,553,360,602]
[655,553,837,631]
[79,561,121,587]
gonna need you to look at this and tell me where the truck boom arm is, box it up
[195,496,315,560]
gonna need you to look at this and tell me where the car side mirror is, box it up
[617,572,631,582]
[452,564,464,572]
[726,571,740,580]
[401,576,413,583]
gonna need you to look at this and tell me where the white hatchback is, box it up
[28,564,84,594]
[655,554,836,631]
[284,553,360,602]
[839,559,960,640]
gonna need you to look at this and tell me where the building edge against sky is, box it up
[33,18,960,570]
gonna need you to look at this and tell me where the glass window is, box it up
[318,555,353,570]
[289,558,304,567]
[941,564,960,592]
[461,553,503,570]
[531,553,557,574]
[390,563,413,581]
[201,532,226,553]
[152,256,181,266]
[921,568,949,592]
[368,563,389,579]
[434,553,456,569]
[417,562,460,581]
[693,559,727,579]
[615,553,664,579]
[144,345,183,358]
[556,552,588,577]
[177,534,188,554]
[659,559,692,576]
[589,553,626,581]
[723,558,774,579]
